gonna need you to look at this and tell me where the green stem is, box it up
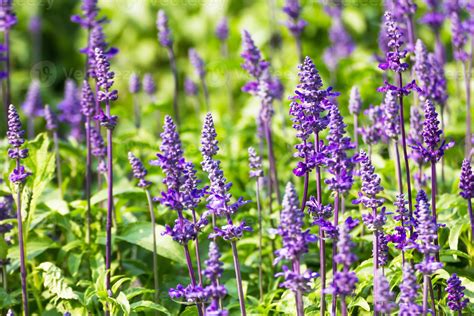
[145,190,159,302]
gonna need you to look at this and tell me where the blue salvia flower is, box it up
[460,158,474,199]
[275,182,318,292]
[44,105,58,131]
[58,79,83,139]
[0,195,13,234]
[22,80,42,117]
[383,90,400,140]
[203,242,228,315]
[128,152,151,188]
[323,9,355,72]
[414,191,443,274]
[70,0,101,29]
[143,73,157,97]
[398,263,422,315]
[248,147,263,178]
[450,11,469,61]
[411,99,453,163]
[85,23,118,79]
[201,113,249,240]
[81,80,95,118]
[157,10,172,48]
[446,273,469,312]
[129,73,140,94]
[408,106,424,166]
[348,86,362,116]
[240,30,268,80]
[379,12,409,73]
[282,0,307,37]
[7,105,30,184]
[184,77,198,96]
[375,271,396,313]
[215,17,229,42]
[353,150,384,209]
[358,105,386,147]
[0,0,17,32]
[189,48,205,79]
[326,217,359,296]
[323,103,357,194]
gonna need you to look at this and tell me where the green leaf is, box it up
[116,222,186,264]
[348,296,371,312]
[0,288,17,308]
[130,301,171,315]
[22,133,56,238]
[8,238,59,272]
[37,262,78,300]
[115,292,131,315]
[180,307,198,316]
[448,220,466,259]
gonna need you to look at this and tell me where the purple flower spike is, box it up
[323,13,354,71]
[240,30,267,79]
[189,48,205,79]
[450,11,468,61]
[128,152,151,188]
[70,0,100,29]
[248,147,263,178]
[414,192,442,274]
[94,48,118,104]
[81,80,95,118]
[353,150,384,209]
[184,77,199,97]
[215,17,229,42]
[90,128,106,159]
[398,263,422,315]
[349,86,362,115]
[44,105,58,131]
[375,271,396,313]
[383,90,400,140]
[379,12,409,73]
[0,195,13,234]
[460,158,474,199]
[7,104,26,149]
[275,182,316,265]
[200,113,219,161]
[412,99,453,163]
[58,79,83,139]
[408,106,424,165]
[326,217,359,296]
[0,0,17,31]
[143,73,157,96]
[282,0,307,37]
[446,273,469,312]
[204,242,228,316]
[22,80,42,117]
[157,10,172,48]
[129,73,140,94]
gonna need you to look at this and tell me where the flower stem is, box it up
[256,180,264,300]
[314,133,325,316]
[167,48,180,126]
[264,121,281,203]
[462,61,472,155]
[468,199,474,240]
[200,76,210,113]
[372,208,379,316]
[394,141,403,195]
[397,72,414,218]
[422,274,429,316]
[105,101,114,311]
[133,94,140,129]
[353,114,359,153]
[295,35,303,63]
[85,117,92,244]
[191,209,203,286]
[230,241,247,316]
[15,159,28,315]
[331,192,340,316]
[145,190,159,302]
[293,259,304,316]
[341,295,348,316]
[51,131,63,199]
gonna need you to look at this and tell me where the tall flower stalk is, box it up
[354,150,384,314]
[81,80,95,244]
[248,147,264,300]
[0,1,16,118]
[157,10,179,125]
[241,30,281,203]
[128,152,158,301]
[398,263,422,314]
[22,79,42,139]
[215,17,234,113]
[93,47,118,313]
[282,0,306,62]
[450,9,472,155]
[414,192,443,315]
[378,11,418,217]
[326,217,358,316]
[44,105,63,198]
[201,113,250,316]
[446,273,469,314]
[412,99,453,231]
[129,73,141,129]
[460,158,474,238]
[154,116,206,316]
[349,86,362,152]
[189,48,209,112]
[7,104,31,315]
[203,242,228,315]
[274,182,318,316]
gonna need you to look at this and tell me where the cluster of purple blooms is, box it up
[7,105,31,184]
[274,182,318,293]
